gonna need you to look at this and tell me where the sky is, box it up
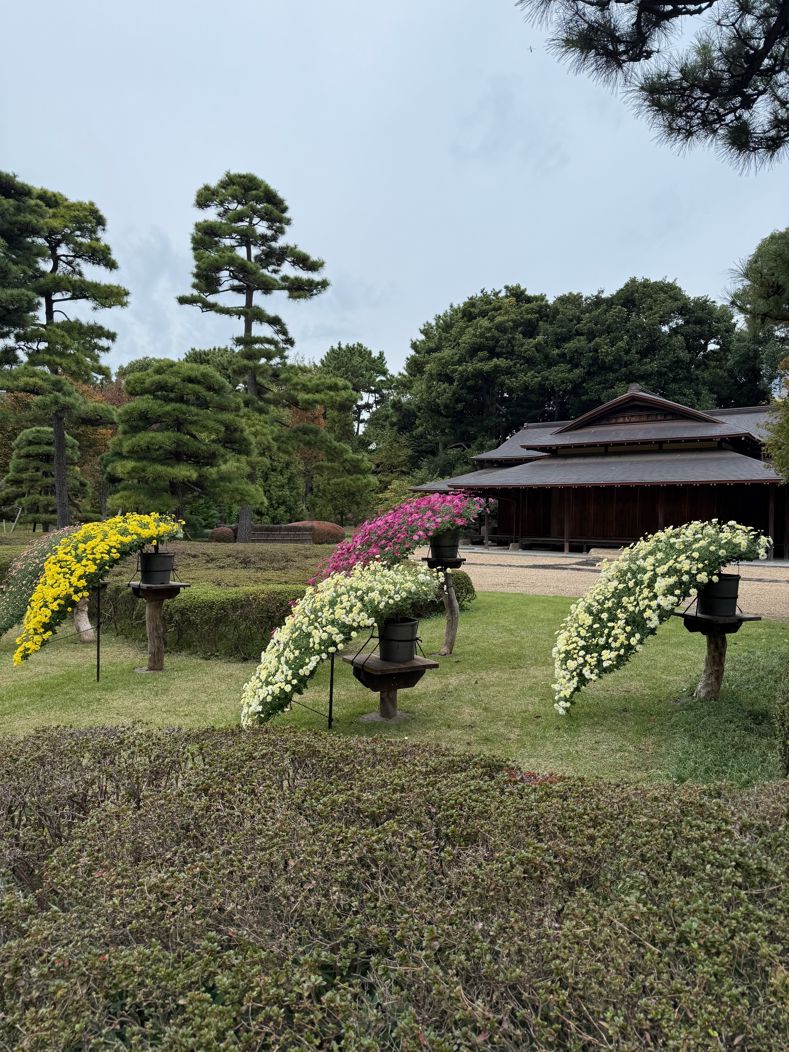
[2,0,787,374]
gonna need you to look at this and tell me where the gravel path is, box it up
[449,547,789,621]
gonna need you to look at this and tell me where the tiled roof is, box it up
[411,468,506,494]
[445,451,782,488]
[472,406,771,460]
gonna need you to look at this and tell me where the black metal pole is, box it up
[96,583,101,683]
[328,653,335,730]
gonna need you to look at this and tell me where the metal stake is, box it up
[96,583,102,682]
[328,653,335,729]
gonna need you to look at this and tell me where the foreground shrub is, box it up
[0,728,786,1050]
[103,582,305,661]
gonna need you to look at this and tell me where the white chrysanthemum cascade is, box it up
[552,520,769,714]
[241,562,439,726]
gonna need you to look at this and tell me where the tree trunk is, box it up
[439,571,460,656]
[694,633,727,701]
[52,410,70,528]
[237,504,253,543]
[145,598,166,671]
[73,597,95,643]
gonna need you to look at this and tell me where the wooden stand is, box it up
[342,651,439,721]
[422,557,464,656]
[129,582,190,672]
[673,611,761,701]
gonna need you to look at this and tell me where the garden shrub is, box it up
[103,583,305,660]
[287,519,345,544]
[99,570,472,662]
[0,727,786,1050]
[207,525,235,543]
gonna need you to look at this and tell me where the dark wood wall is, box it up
[492,485,786,554]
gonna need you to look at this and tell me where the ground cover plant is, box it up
[0,727,786,1050]
[1,594,783,784]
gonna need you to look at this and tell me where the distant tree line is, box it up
[1,167,787,530]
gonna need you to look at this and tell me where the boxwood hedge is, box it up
[99,572,475,661]
[1,728,786,1050]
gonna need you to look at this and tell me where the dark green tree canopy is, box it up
[517,0,789,165]
[0,425,85,526]
[320,342,393,435]
[0,173,45,353]
[371,279,770,479]
[109,360,258,521]
[732,227,789,335]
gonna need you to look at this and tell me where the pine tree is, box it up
[178,172,328,539]
[108,360,259,522]
[1,426,85,529]
[517,0,789,166]
[0,173,44,356]
[320,342,392,436]
[0,176,127,525]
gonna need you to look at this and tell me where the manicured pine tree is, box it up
[0,172,44,357]
[1,175,127,526]
[178,172,328,539]
[108,360,260,522]
[1,426,85,529]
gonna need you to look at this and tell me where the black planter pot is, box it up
[429,528,460,563]
[139,551,175,586]
[697,573,740,617]
[378,616,419,663]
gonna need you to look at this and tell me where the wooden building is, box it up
[416,384,787,556]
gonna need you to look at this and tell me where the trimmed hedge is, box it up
[0,728,786,1050]
[101,572,475,661]
[102,583,305,660]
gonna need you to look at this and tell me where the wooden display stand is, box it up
[673,610,761,700]
[129,582,190,672]
[342,651,439,721]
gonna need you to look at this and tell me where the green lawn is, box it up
[2,592,783,783]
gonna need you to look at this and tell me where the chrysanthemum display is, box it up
[0,527,78,639]
[13,514,182,665]
[241,562,439,725]
[318,493,484,578]
[552,520,769,713]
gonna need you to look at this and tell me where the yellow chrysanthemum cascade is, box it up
[13,513,182,665]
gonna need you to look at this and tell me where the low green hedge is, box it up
[101,583,306,660]
[1,727,786,1050]
[100,571,475,661]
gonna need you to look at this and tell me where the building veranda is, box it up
[417,384,786,556]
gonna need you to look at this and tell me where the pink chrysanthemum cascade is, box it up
[319,492,484,578]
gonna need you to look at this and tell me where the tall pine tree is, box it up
[1,175,127,525]
[178,172,328,539]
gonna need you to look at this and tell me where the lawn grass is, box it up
[2,592,783,783]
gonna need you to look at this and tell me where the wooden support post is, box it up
[768,488,775,558]
[145,598,166,671]
[378,689,399,720]
[483,503,491,546]
[694,633,727,701]
[439,570,459,656]
[563,491,570,554]
[73,597,96,643]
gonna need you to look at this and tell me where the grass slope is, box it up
[2,593,783,783]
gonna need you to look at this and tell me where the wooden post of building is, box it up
[768,488,776,559]
[483,500,491,546]
[563,490,570,554]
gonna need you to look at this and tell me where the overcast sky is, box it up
[2,0,787,374]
